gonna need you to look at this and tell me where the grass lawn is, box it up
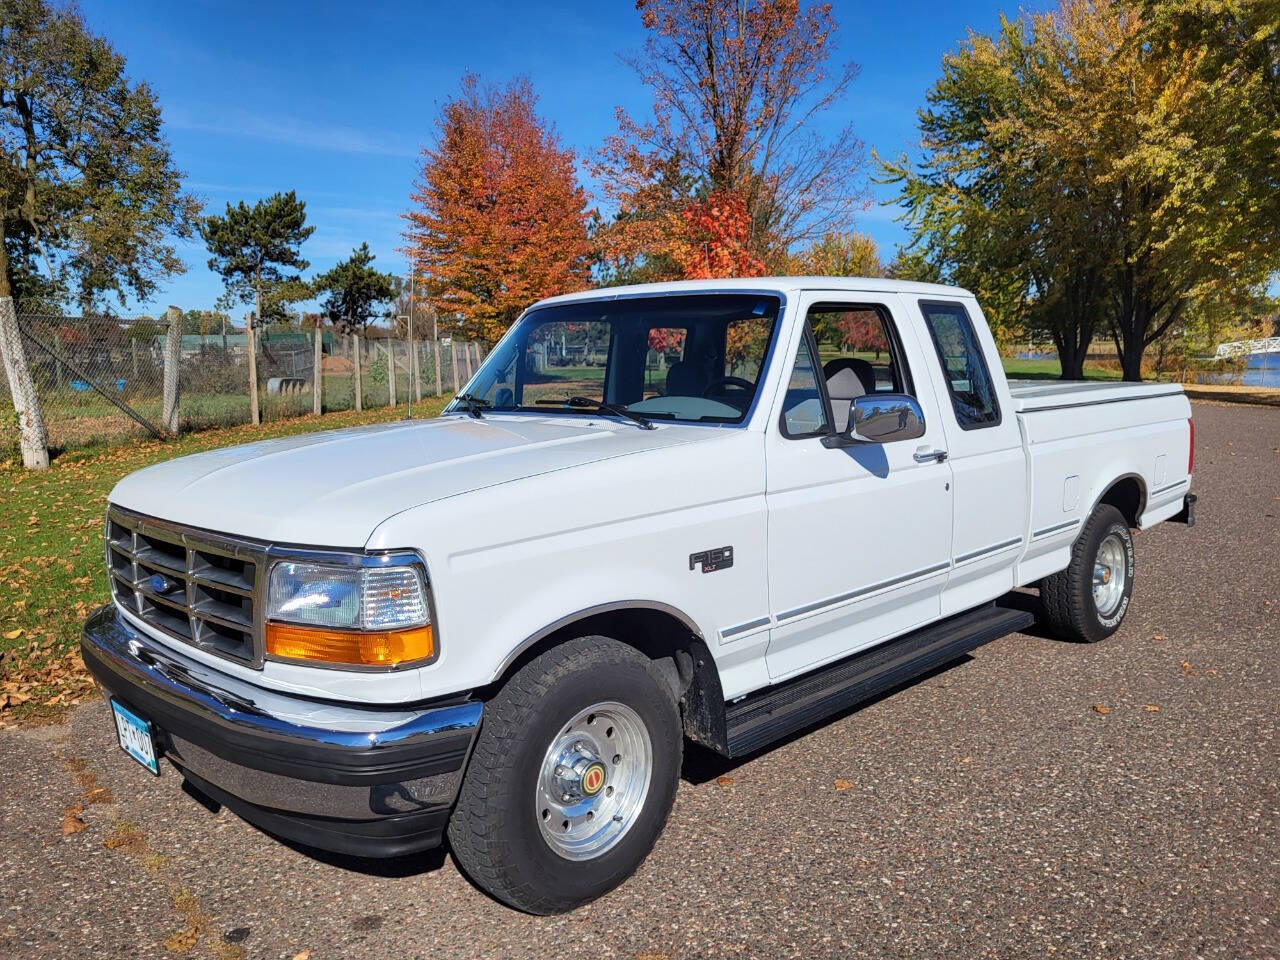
[0,399,450,726]
[1000,357,1121,381]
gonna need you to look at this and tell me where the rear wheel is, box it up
[1040,504,1135,643]
[447,635,682,914]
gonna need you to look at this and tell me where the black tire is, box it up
[447,635,683,914]
[1040,504,1135,643]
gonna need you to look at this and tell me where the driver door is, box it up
[763,292,954,681]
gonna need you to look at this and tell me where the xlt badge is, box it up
[690,546,733,574]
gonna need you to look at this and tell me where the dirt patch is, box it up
[1183,383,1280,406]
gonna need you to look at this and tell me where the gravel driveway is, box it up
[2,401,1276,960]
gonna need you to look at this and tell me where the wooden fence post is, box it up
[433,340,442,396]
[312,328,323,415]
[352,332,363,412]
[387,340,397,408]
[162,306,181,435]
[0,296,49,470]
[412,332,422,402]
[245,312,260,426]
[449,339,459,394]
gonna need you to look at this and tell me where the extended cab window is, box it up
[918,300,1000,430]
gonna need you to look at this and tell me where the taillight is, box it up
[1188,418,1195,474]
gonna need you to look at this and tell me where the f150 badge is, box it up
[689,546,733,574]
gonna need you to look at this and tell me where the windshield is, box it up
[452,293,781,425]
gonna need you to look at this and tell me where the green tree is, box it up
[0,0,199,306]
[802,231,882,278]
[882,0,1280,380]
[312,243,400,334]
[200,191,314,329]
[180,309,230,336]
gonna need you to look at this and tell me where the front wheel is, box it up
[447,636,682,914]
[1040,504,1135,643]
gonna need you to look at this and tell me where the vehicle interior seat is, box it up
[823,357,877,432]
[666,360,699,397]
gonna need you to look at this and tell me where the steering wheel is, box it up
[701,376,754,398]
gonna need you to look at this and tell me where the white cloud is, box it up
[169,107,419,158]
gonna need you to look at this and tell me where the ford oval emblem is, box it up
[148,573,174,594]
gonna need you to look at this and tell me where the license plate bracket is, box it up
[110,698,160,776]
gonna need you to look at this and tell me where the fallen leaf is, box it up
[291,951,312,960]
[834,778,853,791]
[3,629,22,640]
[714,775,734,786]
[1145,704,1160,713]
[1151,632,1166,642]
[164,926,200,954]
[1093,703,1111,715]
[957,756,973,764]
[103,820,146,853]
[61,805,86,835]
[1181,661,1194,673]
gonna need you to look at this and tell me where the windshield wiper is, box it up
[534,396,656,430]
[454,393,491,419]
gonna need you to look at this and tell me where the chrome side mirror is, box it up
[822,393,926,449]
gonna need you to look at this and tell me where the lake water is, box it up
[1240,353,1280,388]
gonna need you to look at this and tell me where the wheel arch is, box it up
[1094,473,1147,528]
[482,601,729,754]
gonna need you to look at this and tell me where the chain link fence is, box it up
[0,305,486,462]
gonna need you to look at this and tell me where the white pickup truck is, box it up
[83,278,1196,913]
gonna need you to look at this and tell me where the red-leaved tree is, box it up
[594,0,866,279]
[670,192,767,280]
[405,75,592,343]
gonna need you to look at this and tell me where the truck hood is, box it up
[109,414,717,546]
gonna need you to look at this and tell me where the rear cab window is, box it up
[918,299,1001,430]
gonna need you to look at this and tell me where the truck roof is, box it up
[534,276,975,307]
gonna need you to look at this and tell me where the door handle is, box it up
[913,447,949,464]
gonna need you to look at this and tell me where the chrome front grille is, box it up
[106,506,266,667]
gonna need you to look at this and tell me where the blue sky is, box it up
[79,0,1040,317]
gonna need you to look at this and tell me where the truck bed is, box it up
[1008,377,1192,587]
[1007,379,1184,413]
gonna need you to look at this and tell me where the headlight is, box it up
[265,560,434,668]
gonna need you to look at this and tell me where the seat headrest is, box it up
[666,360,699,397]
[823,357,877,397]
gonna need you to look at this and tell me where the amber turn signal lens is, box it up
[266,622,434,667]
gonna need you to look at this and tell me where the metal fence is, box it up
[0,306,486,460]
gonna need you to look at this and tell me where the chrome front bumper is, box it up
[81,605,482,857]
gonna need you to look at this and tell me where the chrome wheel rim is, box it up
[535,701,652,861]
[1092,533,1127,617]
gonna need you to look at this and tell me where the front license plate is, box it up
[111,699,159,775]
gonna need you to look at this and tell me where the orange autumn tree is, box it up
[670,192,766,280]
[405,75,592,343]
[594,0,866,281]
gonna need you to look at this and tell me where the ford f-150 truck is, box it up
[83,278,1196,913]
